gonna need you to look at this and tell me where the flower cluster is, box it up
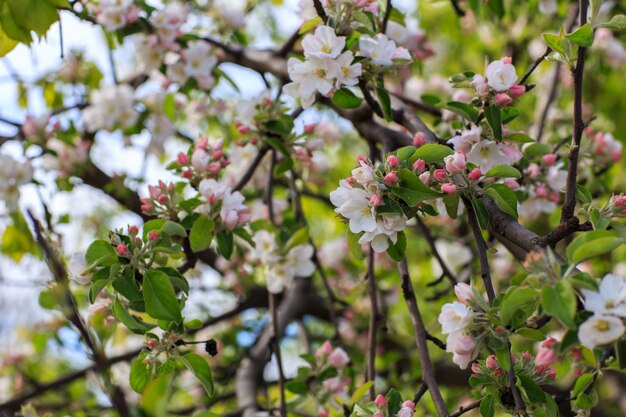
[578,274,626,350]
[249,231,315,293]
[308,340,352,416]
[371,395,416,417]
[284,25,362,108]
[0,153,33,211]
[87,0,141,31]
[438,283,479,369]
[602,194,626,218]
[359,33,411,67]
[518,155,567,219]
[196,179,249,231]
[472,348,556,383]
[174,137,229,182]
[586,129,623,166]
[83,84,139,132]
[330,156,408,253]
[140,180,179,217]
[470,57,526,106]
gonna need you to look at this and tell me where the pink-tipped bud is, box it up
[486,355,498,369]
[236,124,250,134]
[208,162,221,175]
[444,151,467,174]
[413,159,426,173]
[495,93,513,106]
[316,340,333,358]
[402,401,415,410]
[419,171,431,185]
[541,337,556,349]
[182,169,192,179]
[128,225,139,235]
[413,132,426,147]
[375,395,387,408]
[541,153,557,166]
[547,368,557,379]
[370,194,383,207]
[535,184,549,198]
[372,413,384,417]
[196,136,209,150]
[134,237,142,246]
[454,283,474,304]
[433,169,446,182]
[116,244,128,256]
[141,204,153,213]
[572,347,583,361]
[495,326,506,334]
[177,152,189,165]
[386,155,399,168]
[157,194,169,204]
[304,124,316,134]
[471,362,481,375]
[149,230,159,241]
[320,409,330,417]
[501,56,513,64]
[522,351,532,361]
[356,154,368,165]
[509,84,526,98]
[384,171,398,185]
[468,168,482,181]
[147,339,157,350]
[441,183,457,195]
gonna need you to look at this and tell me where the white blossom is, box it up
[68,253,92,285]
[438,301,472,334]
[582,274,626,317]
[578,314,625,350]
[466,140,511,173]
[359,34,410,66]
[358,213,407,253]
[302,26,345,59]
[485,60,517,91]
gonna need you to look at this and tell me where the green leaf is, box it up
[483,184,518,219]
[215,231,234,259]
[572,373,594,397]
[484,106,502,141]
[505,133,535,143]
[566,230,624,264]
[113,297,154,334]
[285,227,309,251]
[0,26,17,57]
[8,0,58,37]
[179,352,214,397]
[386,231,406,262]
[496,348,511,371]
[161,221,187,238]
[566,24,594,47]
[443,193,460,219]
[375,86,393,122]
[595,14,626,31]
[576,185,592,205]
[616,339,626,369]
[485,165,521,179]
[524,142,552,158]
[589,208,610,231]
[85,240,117,266]
[487,0,504,18]
[519,375,547,403]
[299,16,322,34]
[471,198,490,230]
[286,381,308,395]
[395,146,417,162]
[446,101,479,123]
[412,144,454,163]
[130,357,151,393]
[189,216,214,252]
[143,270,182,322]
[391,169,443,206]
[501,287,538,324]
[543,33,565,54]
[162,93,176,121]
[332,88,363,109]
[347,231,365,260]
[480,394,495,417]
[541,281,576,329]
[515,328,547,341]
[386,388,402,416]
[349,381,374,405]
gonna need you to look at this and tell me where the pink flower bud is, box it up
[547,368,557,379]
[157,194,169,204]
[328,347,350,367]
[384,171,398,185]
[370,194,383,207]
[386,155,399,168]
[454,283,474,304]
[182,169,192,179]
[372,414,384,417]
[236,124,250,134]
[444,151,467,174]
[468,168,482,181]
[495,93,513,106]
[535,347,558,370]
[541,153,557,166]
[375,395,387,407]
[196,136,209,150]
[501,56,513,64]
[441,182,457,195]
[495,326,505,334]
[320,409,329,417]
[452,335,475,355]
[433,169,446,182]
[471,362,481,375]
[316,340,333,358]
[128,225,139,235]
[208,162,221,175]
[402,400,415,410]
[493,368,504,377]
[134,237,142,246]
[413,159,426,173]
[419,171,431,185]
[304,124,316,134]
[486,355,498,369]
[357,154,368,165]
[149,230,159,241]
[413,132,426,147]
[526,163,541,179]
[509,84,526,98]
[535,184,549,198]
[147,339,157,350]
[177,152,189,165]
[572,347,583,361]
[141,204,153,213]
[116,244,128,256]
[522,351,532,361]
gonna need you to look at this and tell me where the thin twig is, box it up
[233,146,269,192]
[269,293,287,417]
[366,247,378,400]
[312,0,328,23]
[276,30,301,57]
[560,0,589,223]
[381,0,393,33]
[447,399,482,417]
[449,0,466,17]
[519,47,551,86]
[397,259,448,417]
[415,216,458,285]
[461,197,495,303]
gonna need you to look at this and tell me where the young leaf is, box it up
[566,24,594,47]
[595,14,626,31]
[566,230,624,265]
[375,87,393,122]
[130,356,151,393]
[446,101,479,123]
[483,184,518,219]
[541,281,576,329]
[215,231,234,259]
[484,106,502,141]
[332,88,363,109]
[179,352,215,397]
[519,375,547,403]
[412,144,454,163]
[113,297,154,334]
[485,165,521,179]
[480,394,495,417]
[143,270,182,323]
[85,239,116,266]
[189,216,214,252]
[500,287,538,324]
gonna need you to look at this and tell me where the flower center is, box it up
[594,319,610,332]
